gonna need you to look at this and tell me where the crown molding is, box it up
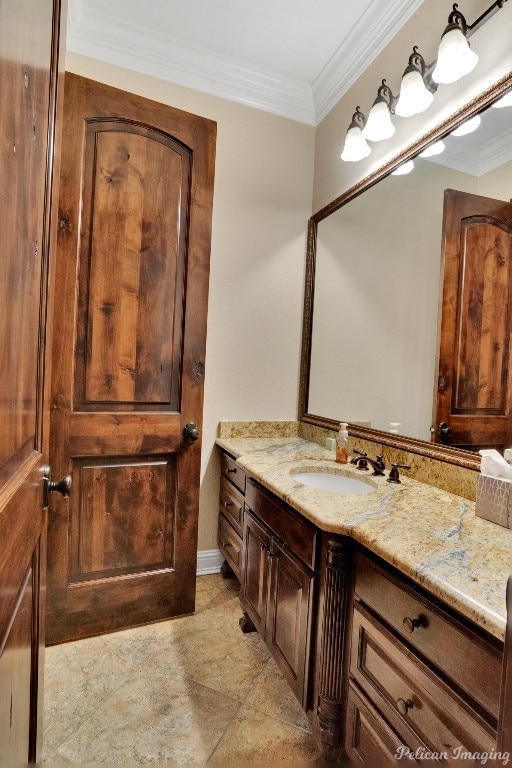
[312,0,424,124]
[429,130,512,177]
[67,0,424,126]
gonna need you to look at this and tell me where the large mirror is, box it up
[299,73,512,469]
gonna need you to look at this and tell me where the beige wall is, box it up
[313,0,512,210]
[66,1,512,555]
[66,53,315,553]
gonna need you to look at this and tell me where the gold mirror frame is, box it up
[299,72,512,472]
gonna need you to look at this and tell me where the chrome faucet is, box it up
[353,454,386,476]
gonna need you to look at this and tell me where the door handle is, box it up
[439,422,453,444]
[183,422,200,442]
[42,466,72,507]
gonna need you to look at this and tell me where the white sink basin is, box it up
[292,471,375,495]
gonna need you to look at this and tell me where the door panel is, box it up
[434,189,512,451]
[0,0,65,760]
[47,73,216,644]
[72,458,174,579]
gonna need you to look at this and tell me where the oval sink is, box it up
[292,471,375,495]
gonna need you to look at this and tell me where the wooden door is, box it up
[433,189,512,451]
[0,0,65,761]
[47,73,216,644]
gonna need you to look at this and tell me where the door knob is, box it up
[439,422,453,444]
[42,466,72,507]
[183,422,200,442]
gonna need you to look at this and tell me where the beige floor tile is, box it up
[50,665,239,764]
[207,706,322,764]
[239,657,311,731]
[43,574,320,765]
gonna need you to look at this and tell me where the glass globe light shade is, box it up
[395,70,434,117]
[341,125,371,162]
[432,28,478,85]
[362,101,396,141]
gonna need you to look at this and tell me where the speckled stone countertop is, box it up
[216,434,512,642]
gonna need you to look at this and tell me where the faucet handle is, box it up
[350,450,367,467]
[375,455,385,471]
[387,463,411,483]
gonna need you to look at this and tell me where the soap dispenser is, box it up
[336,422,349,464]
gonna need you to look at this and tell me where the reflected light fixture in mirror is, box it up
[432,4,478,85]
[390,159,415,175]
[450,114,481,135]
[493,91,512,108]
[419,139,445,157]
[395,47,435,118]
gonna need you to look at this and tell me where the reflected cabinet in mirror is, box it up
[300,73,512,469]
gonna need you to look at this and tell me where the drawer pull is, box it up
[227,468,237,474]
[260,543,269,553]
[403,616,422,633]
[223,541,230,548]
[396,697,413,716]
[223,501,233,508]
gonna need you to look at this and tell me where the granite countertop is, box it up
[216,435,512,642]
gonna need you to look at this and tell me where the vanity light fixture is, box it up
[419,140,446,158]
[432,4,478,85]
[391,159,415,175]
[362,80,396,142]
[395,47,435,118]
[339,0,509,163]
[450,114,481,136]
[340,107,371,162]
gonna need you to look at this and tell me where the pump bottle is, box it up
[336,422,349,464]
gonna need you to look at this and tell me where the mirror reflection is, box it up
[307,90,512,447]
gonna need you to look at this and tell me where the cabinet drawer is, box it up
[221,452,246,494]
[219,477,243,536]
[245,479,316,569]
[355,553,501,722]
[350,602,495,761]
[218,514,242,580]
[346,683,412,766]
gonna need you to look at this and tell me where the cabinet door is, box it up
[267,539,313,705]
[241,509,271,635]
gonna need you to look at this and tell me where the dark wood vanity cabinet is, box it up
[217,452,246,580]
[241,478,317,706]
[346,551,502,765]
[217,453,505,760]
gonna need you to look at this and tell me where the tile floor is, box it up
[43,573,323,765]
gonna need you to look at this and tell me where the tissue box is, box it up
[475,474,512,528]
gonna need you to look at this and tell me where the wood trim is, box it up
[316,538,354,756]
[298,72,512,472]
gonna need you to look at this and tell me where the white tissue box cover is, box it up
[475,474,512,529]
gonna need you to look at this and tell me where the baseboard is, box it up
[196,548,223,575]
